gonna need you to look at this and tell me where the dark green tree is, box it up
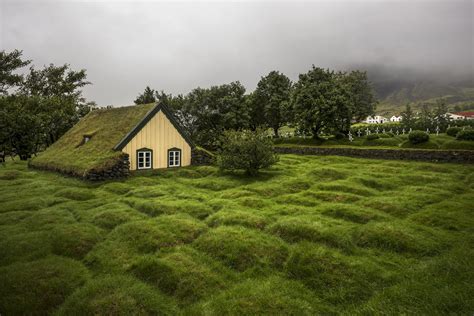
[21,64,89,98]
[0,49,31,95]
[433,99,450,131]
[246,92,266,131]
[252,71,292,137]
[401,103,415,128]
[419,103,433,130]
[183,81,249,147]
[342,70,377,122]
[134,86,156,105]
[291,66,344,138]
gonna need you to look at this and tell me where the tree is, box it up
[134,86,156,105]
[217,129,278,176]
[291,66,344,138]
[401,103,415,128]
[0,49,31,95]
[21,64,90,99]
[433,99,450,131]
[252,71,292,137]
[183,82,249,148]
[342,70,377,122]
[419,103,433,130]
[1,56,94,158]
[246,92,266,131]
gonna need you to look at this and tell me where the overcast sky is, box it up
[1,0,473,106]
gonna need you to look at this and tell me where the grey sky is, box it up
[1,0,473,106]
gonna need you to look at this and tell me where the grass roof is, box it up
[30,103,156,177]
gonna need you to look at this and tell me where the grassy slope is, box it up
[0,157,473,314]
[30,103,155,176]
[275,133,474,151]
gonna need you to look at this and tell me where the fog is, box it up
[1,0,473,105]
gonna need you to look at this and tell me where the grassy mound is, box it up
[55,188,96,201]
[91,203,147,229]
[193,226,288,271]
[353,246,474,315]
[130,247,232,304]
[50,223,104,259]
[267,215,354,251]
[319,204,383,224]
[408,199,474,232]
[306,167,348,181]
[353,221,444,255]
[0,256,89,315]
[107,214,207,253]
[196,276,332,315]
[0,229,52,266]
[56,275,178,315]
[285,243,390,305]
[206,208,268,229]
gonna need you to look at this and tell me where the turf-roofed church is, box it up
[30,102,194,180]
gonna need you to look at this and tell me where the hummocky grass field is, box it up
[1,155,473,315]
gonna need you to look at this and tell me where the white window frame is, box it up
[137,150,152,170]
[168,150,181,167]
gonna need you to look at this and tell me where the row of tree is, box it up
[401,101,451,131]
[134,67,377,148]
[0,50,96,159]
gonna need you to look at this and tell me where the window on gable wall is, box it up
[168,149,181,167]
[137,150,152,169]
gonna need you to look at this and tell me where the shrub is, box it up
[0,256,89,315]
[366,134,380,141]
[217,129,278,176]
[408,130,430,144]
[56,275,178,315]
[456,129,474,141]
[446,127,462,137]
[334,132,346,140]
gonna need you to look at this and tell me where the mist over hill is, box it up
[355,64,474,115]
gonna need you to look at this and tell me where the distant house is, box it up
[390,115,402,122]
[452,111,474,120]
[446,112,470,120]
[365,115,388,124]
[30,102,196,179]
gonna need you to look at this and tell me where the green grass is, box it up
[0,156,473,314]
[275,133,474,150]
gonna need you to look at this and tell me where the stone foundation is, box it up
[274,146,474,164]
[84,154,130,181]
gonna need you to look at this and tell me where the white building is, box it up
[446,113,465,120]
[390,115,402,122]
[365,115,388,124]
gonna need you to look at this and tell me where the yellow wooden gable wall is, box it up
[121,110,191,170]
